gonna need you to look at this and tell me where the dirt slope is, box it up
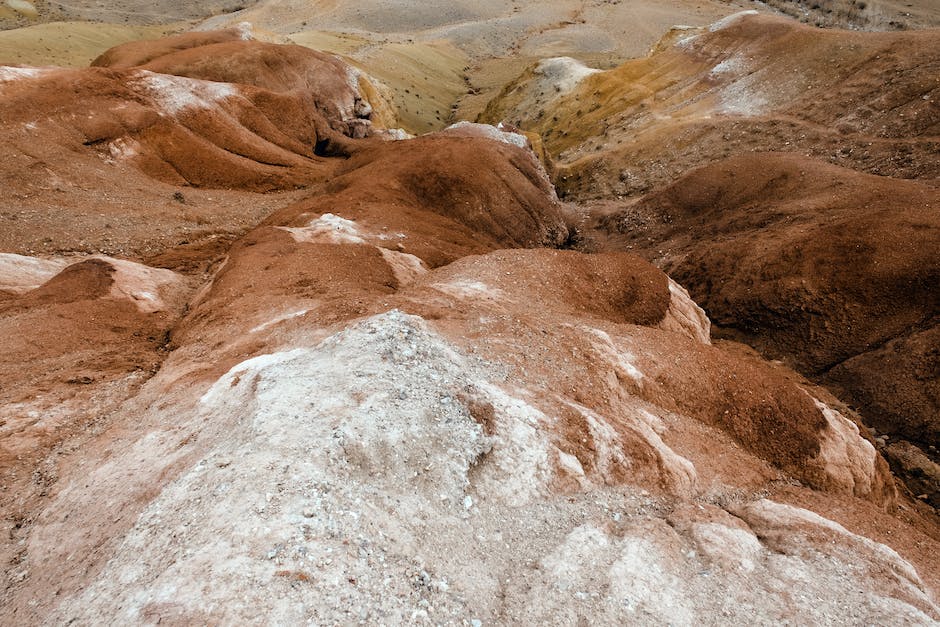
[0,31,397,266]
[481,12,939,199]
[592,151,940,504]
[0,22,180,67]
[1,30,938,624]
[478,11,939,508]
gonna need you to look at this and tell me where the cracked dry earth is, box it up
[0,13,939,627]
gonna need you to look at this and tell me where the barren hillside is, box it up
[482,12,939,197]
[0,4,938,625]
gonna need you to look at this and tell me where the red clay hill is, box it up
[481,11,939,510]
[0,24,938,625]
[594,152,940,505]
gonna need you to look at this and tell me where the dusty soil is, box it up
[478,10,939,509]
[0,21,183,66]
[586,146,940,508]
[0,8,938,626]
[0,0,254,28]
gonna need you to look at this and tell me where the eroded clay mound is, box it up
[595,151,940,487]
[0,254,188,399]
[29,312,933,624]
[0,253,191,593]
[599,153,939,369]
[0,34,388,192]
[265,132,571,267]
[90,25,255,69]
[396,249,891,503]
[167,130,570,361]
[481,12,940,199]
[166,193,882,505]
[131,38,380,139]
[414,249,674,328]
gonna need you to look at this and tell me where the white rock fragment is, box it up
[0,65,49,83]
[709,56,747,79]
[659,279,711,344]
[5,0,38,17]
[108,137,142,161]
[378,128,414,141]
[101,257,185,313]
[250,309,309,334]
[583,327,644,384]
[235,21,253,40]
[379,248,427,286]
[432,279,502,301]
[808,395,881,498]
[279,213,367,245]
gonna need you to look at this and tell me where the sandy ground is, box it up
[0,21,186,66]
